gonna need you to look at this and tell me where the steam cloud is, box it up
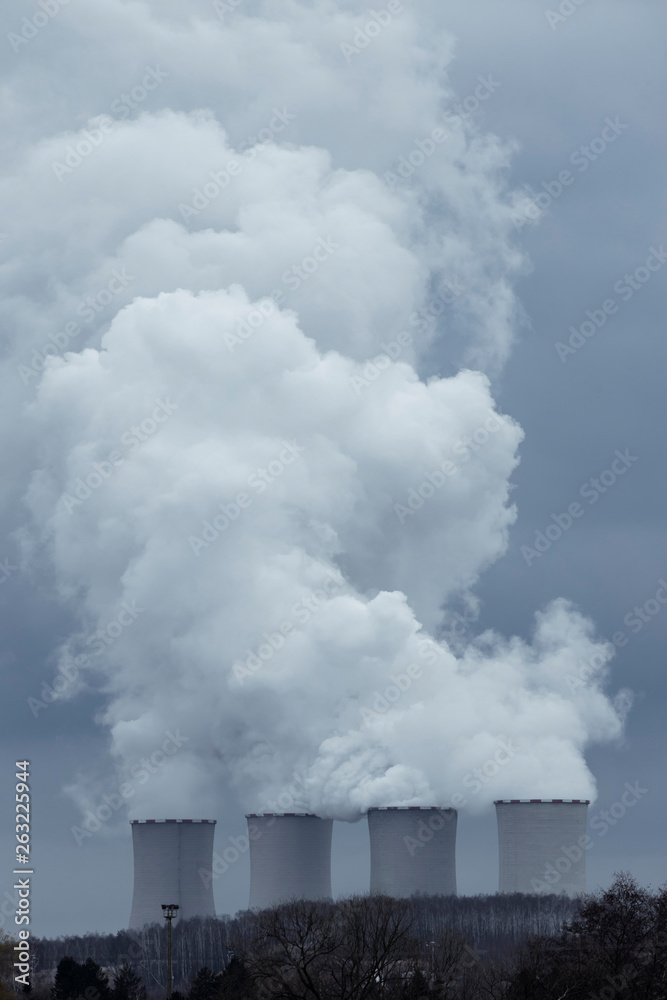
[8,0,627,821]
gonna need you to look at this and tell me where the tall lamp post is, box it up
[161,904,179,999]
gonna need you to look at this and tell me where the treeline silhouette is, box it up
[32,891,578,980]
[26,874,667,999]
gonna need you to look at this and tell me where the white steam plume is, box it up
[9,0,627,821]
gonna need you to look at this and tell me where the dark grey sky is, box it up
[0,0,665,939]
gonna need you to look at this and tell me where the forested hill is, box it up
[33,892,580,978]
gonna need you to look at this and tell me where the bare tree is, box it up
[426,928,472,1000]
[243,896,418,1000]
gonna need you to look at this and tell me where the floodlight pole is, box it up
[161,904,179,999]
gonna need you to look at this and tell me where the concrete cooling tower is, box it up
[246,813,333,910]
[129,819,217,929]
[367,807,458,897]
[495,799,590,896]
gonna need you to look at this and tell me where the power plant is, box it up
[495,799,590,896]
[246,813,333,910]
[129,819,217,929]
[125,800,594,923]
[368,807,457,897]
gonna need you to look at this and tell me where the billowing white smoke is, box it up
[11,0,627,820]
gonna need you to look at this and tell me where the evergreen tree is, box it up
[218,957,253,1000]
[51,957,80,1000]
[111,966,146,1000]
[187,967,222,1000]
[51,957,111,1000]
[80,958,112,1000]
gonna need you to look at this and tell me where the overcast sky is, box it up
[0,0,665,940]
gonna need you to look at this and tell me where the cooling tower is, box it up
[129,819,217,929]
[367,807,457,897]
[495,799,589,896]
[246,813,333,909]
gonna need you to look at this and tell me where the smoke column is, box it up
[11,0,629,823]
